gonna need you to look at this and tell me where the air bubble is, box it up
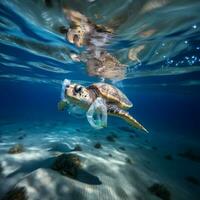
[192,24,197,29]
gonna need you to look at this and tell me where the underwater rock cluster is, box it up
[106,132,118,142]
[178,149,200,162]
[119,146,126,151]
[185,176,200,186]
[94,142,102,149]
[152,146,158,151]
[1,187,28,200]
[52,153,81,178]
[0,163,3,175]
[164,154,173,160]
[125,157,132,165]
[17,134,26,140]
[106,135,116,142]
[73,144,82,151]
[148,183,171,200]
[8,144,24,154]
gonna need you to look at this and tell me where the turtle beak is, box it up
[67,29,74,44]
[67,29,82,47]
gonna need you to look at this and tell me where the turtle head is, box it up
[63,81,93,108]
[66,17,93,47]
[67,26,85,47]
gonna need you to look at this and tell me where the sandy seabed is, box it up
[0,120,199,200]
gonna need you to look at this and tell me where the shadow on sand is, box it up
[6,155,102,185]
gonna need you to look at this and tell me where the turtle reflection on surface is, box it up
[70,51,127,80]
[61,8,126,80]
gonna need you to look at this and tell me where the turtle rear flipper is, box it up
[107,104,148,133]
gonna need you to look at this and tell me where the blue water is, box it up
[0,1,200,200]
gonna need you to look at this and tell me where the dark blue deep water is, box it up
[0,1,200,200]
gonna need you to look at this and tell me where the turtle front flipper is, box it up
[57,100,69,111]
[107,104,148,133]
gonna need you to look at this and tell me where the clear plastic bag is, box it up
[58,79,71,111]
[68,104,85,118]
[86,97,107,129]
[61,79,71,102]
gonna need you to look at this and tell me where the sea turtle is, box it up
[59,80,148,133]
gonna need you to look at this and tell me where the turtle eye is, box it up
[74,85,83,93]
[73,34,79,43]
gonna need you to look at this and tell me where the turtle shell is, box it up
[88,83,133,109]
